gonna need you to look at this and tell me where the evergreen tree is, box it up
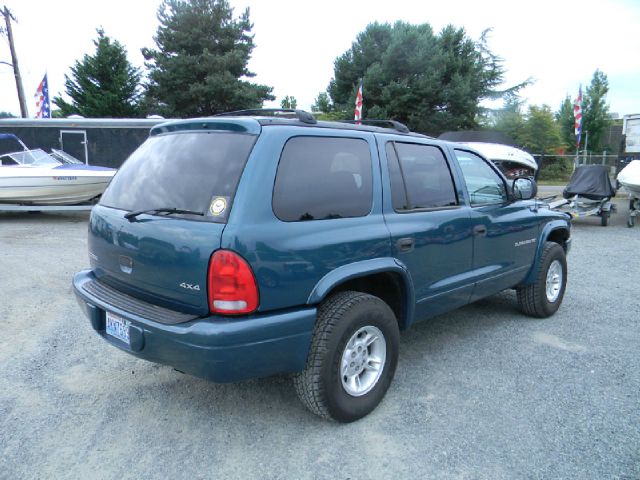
[326,23,528,135]
[556,96,576,153]
[582,69,611,152]
[142,0,274,117]
[53,29,142,118]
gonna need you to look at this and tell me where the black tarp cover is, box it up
[563,165,615,200]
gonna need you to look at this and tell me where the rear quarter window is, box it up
[272,136,373,221]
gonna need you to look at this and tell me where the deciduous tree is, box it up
[487,93,527,145]
[311,92,333,113]
[280,95,297,109]
[521,105,561,154]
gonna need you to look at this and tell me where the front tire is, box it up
[517,242,567,318]
[293,291,400,422]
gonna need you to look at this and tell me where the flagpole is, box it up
[583,131,589,165]
[353,79,363,125]
[573,84,583,171]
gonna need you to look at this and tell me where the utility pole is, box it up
[1,6,28,117]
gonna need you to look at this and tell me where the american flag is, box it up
[34,73,51,119]
[354,81,363,124]
[574,85,582,149]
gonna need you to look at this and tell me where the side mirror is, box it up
[512,177,537,200]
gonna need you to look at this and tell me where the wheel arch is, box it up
[522,220,570,285]
[306,258,415,330]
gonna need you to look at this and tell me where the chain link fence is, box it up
[533,154,620,182]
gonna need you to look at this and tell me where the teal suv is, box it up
[73,110,571,422]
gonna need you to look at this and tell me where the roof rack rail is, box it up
[214,108,317,125]
[338,119,410,134]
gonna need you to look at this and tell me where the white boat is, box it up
[462,142,538,179]
[0,134,116,205]
[617,160,640,198]
[617,160,640,228]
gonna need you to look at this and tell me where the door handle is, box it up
[396,237,415,253]
[473,225,487,236]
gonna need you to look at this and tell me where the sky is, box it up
[1,0,639,118]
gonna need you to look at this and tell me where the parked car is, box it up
[73,110,572,422]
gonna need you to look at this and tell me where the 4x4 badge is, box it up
[180,282,201,291]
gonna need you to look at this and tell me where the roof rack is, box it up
[214,109,317,125]
[338,119,410,134]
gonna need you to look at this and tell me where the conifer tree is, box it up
[54,29,142,118]
[142,0,273,117]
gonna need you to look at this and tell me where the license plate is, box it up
[105,311,130,346]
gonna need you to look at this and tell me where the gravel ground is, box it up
[1,197,638,480]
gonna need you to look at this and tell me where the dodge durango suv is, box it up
[73,110,571,422]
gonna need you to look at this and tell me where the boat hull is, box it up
[617,160,640,199]
[619,181,640,198]
[0,167,115,205]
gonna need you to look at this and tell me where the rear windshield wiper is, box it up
[125,207,205,222]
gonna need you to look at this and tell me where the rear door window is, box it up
[272,137,373,221]
[100,132,256,221]
[386,142,458,210]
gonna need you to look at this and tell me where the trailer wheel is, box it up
[600,210,610,226]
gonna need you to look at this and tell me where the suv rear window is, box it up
[100,132,256,221]
[272,136,373,221]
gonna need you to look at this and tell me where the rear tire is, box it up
[517,242,567,318]
[293,291,399,422]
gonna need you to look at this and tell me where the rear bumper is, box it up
[73,270,316,383]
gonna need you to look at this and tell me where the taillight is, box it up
[207,250,259,315]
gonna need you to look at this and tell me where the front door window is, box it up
[454,150,507,205]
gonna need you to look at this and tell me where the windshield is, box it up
[100,131,257,222]
[6,149,61,166]
[51,149,84,164]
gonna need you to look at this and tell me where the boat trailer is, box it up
[626,195,639,228]
[542,165,617,227]
[542,195,616,226]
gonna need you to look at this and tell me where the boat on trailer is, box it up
[554,165,617,226]
[0,133,115,206]
[617,160,640,227]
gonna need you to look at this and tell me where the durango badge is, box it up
[209,196,227,216]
